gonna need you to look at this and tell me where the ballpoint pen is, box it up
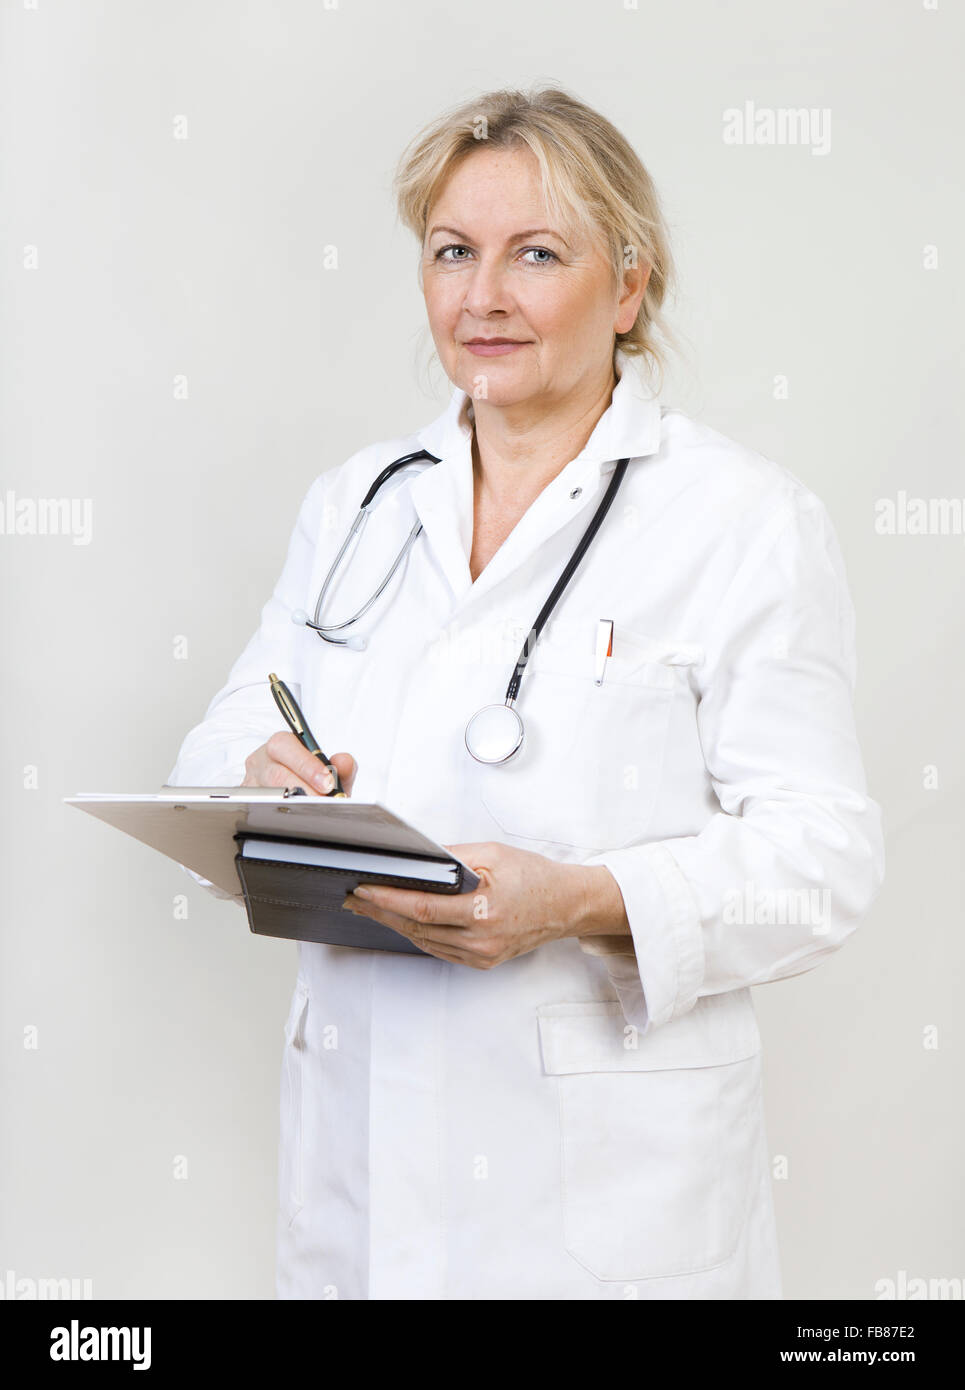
[268,673,347,797]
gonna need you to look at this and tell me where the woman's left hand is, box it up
[341,841,618,968]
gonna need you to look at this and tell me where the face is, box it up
[420,145,648,413]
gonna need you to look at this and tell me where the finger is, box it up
[342,898,474,964]
[342,895,438,949]
[276,772,324,795]
[341,892,479,951]
[330,752,357,796]
[243,756,319,796]
[266,731,341,795]
[348,883,476,928]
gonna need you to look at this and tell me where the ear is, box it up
[615,259,651,335]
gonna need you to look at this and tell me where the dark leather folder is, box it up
[233,832,480,953]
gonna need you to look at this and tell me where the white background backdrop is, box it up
[1,0,961,1298]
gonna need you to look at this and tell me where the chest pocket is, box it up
[476,620,702,852]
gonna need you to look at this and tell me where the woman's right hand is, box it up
[243,731,358,797]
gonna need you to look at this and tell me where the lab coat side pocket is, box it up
[537,1001,763,1284]
[280,979,310,1230]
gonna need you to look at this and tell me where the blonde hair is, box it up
[393,84,677,389]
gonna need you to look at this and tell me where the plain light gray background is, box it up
[2,0,961,1299]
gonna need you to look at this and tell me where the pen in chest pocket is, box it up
[594,619,614,685]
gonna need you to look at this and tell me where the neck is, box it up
[470,361,618,508]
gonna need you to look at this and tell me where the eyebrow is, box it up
[427,224,570,248]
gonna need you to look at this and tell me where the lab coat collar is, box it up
[410,348,663,606]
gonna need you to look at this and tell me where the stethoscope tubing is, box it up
[503,457,629,704]
[310,450,441,640]
[298,446,633,761]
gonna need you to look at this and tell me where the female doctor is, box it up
[169,86,885,1300]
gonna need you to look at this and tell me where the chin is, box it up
[452,356,535,399]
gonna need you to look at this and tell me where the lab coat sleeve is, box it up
[581,487,885,1035]
[164,470,332,899]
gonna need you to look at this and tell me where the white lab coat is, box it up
[169,349,885,1300]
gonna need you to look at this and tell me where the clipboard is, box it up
[65,789,481,953]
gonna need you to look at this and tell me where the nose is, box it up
[461,255,513,320]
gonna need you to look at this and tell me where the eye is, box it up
[434,244,471,263]
[520,247,558,266]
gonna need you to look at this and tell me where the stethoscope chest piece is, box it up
[464,702,524,765]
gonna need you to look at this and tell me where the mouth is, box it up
[462,339,531,356]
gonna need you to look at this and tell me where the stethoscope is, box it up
[292,448,631,764]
